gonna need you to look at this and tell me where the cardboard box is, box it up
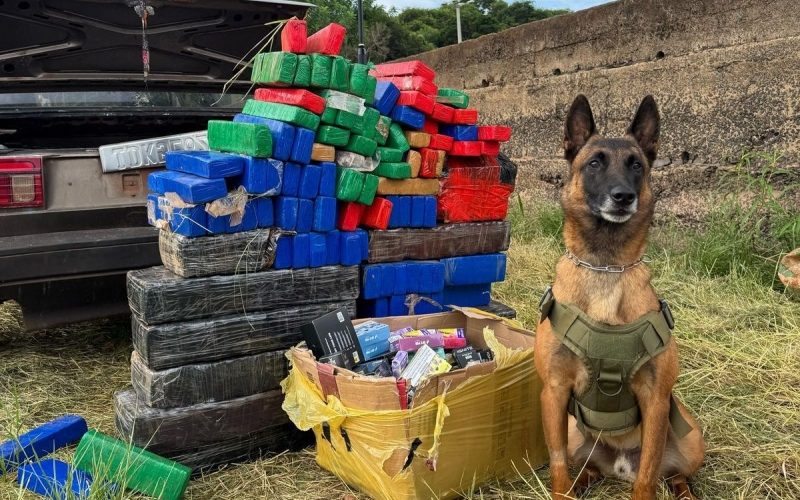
[282,308,546,500]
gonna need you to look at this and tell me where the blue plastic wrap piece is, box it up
[274,235,293,269]
[423,196,437,228]
[207,213,231,234]
[390,105,425,130]
[275,196,299,231]
[442,284,492,307]
[359,297,389,318]
[165,150,244,179]
[233,113,296,161]
[386,196,411,228]
[317,162,337,197]
[410,196,426,228]
[1,415,87,473]
[168,202,207,237]
[228,200,259,233]
[290,127,315,165]
[292,233,310,268]
[235,157,283,195]
[313,196,337,233]
[298,164,322,199]
[439,125,479,141]
[281,162,302,196]
[296,198,314,233]
[442,253,507,285]
[147,170,228,203]
[256,197,274,228]
[146,193,160,226]
[355,229,369,262]
[340,231,362,266]
[373,81,400,116]
[392,262,407,295]
[411,261,445,293]
[16,458,118,499]
[325,230,341,265]
[309,233,327,268]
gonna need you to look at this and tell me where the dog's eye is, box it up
[632,161,642,171]
[588,160,601,169]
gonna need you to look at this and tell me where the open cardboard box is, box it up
[283,308,547,500]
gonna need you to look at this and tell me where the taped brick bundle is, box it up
[406,150,421,177]
[318,89,366,116]
[207,120,273,158]
[376,177,439,196]
[386,123,410,151]
[336,167,364,201]
[338,202,365,231]
[311,143,335,162]
[361,197,393,230]
[336,150,378,172]
[377,147,404,163]
[329,56,351,92]
[251,52,297,86]
[382,76,438,96]
[428,133,454,151]
[371,60,436,81]
[404,131,431,148]
[281,18,307,53]
[418,148,441,178]
[309,54,332,88]
[254,88,325,114]
[390,105,425,129]
[148,170,227,204]
[396,91,435,114]
[242,100,320,131]
[233,114,295,161]
[450,141,483,156]
[438,162,514,222]
[436,88,470,108]
[317,125,350,146]
[481,141,501,156]
[477,125,512,142]
[431,102,455,123]
[357,174,379,205]
[306,23,347,55]
[375,162,411,179]
[293,55,312,86]
[164,151,243,179]
[344,135,377,157]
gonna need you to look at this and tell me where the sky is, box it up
[375,0,612,10]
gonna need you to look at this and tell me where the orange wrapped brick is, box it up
[404,131,431,149]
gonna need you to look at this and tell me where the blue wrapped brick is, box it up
[380,265,396,298]
[423,196,437,228]
[274,236,293,269]
[390,105,425,130]
[318,162,337,197]
[296,198,314,233]
[442,253,507,285]
[388,295,407,316]
[355,229,369,262]
[309,233,327,268]
[233,113,296,161]
[228,201,259,233]
[387,196,411,228]
[410,196,426,228]
[237,157,283,194]
[256,197,274,227]
[275,196,299,230]
[281,162,302,196]
[165,150,244,179]
[360,297,389,318]
[392,262,407,295]
[325,230,341,265]
[164,198,207,237]
[373,81,400,116]
[442,284,492,307]
[412,261,445,293]
[292,233,310,268]
[340,231,362,266]
[206,213,231,234]
[414,292,446,314]
[313,196,336,232]
[1,415,87,473]
[440,125,478,141]
[290,127,315,165]
[362,264,383,299]
[299,164,322,199]
[16,458,116,499]
[148,170,227,203]
[146,193,160,226]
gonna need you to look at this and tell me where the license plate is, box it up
[99,131,208,173]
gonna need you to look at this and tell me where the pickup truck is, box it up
[0,0,310,330]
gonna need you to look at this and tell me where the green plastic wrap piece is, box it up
[386,123,410,152]
[376,147,404,163]
[293,55,312,87]
[335,110,358,130]
[330,56,351,92]
[349,63,369,97]
[310,54,332,88]
[317,125,351,147]
[251,52,297,85]
[357,173,379,205]
[321,107,338,125]
[361,108,380,141]
[336,167,365,202]
[344,134,377,157]
[242,100,321,130]
[364,75,377,105]
[375,162,412,179]
[207,120,272,157]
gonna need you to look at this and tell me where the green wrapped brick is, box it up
[321,106,338,124]
[335,109,358,130]
[251,52,297,85]
[361,108,380,140]
[357,173,379,205]
[349,63,369,97]
[375,162,412,180]
[350,113,365,135]
[375,115,392,145]
[386,123,410,152]
[310,54,332,88]
[242,100,320,130]
[378,164,412,182]
[330,56,351,92]
[74,429,191,500]
[336,167,365,202]
[364,75,377,105]
[317,125,350,147]
[293,55,311,87]
[207,120,272,157]
[344,134,377,157]
[437,88,470,109]
[377,147,404,162]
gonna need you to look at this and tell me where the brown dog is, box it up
[534,95,705,500]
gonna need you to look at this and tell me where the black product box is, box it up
[302,307,363,369]
[453,346,481,368]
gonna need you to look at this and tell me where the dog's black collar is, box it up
[563,250,651,273]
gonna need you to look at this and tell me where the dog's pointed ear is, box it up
[628,95,660,163]
[564,95,596,163]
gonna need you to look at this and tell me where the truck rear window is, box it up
[0,91,245,110]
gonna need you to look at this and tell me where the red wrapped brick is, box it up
[477,125,512,142]
[361,197,393,230]
[307,23,347,55]
[337,201,366,231]
[379,76,438,96]
[450,141,483,156]
[422,119,438,135]
[281,18,307,53]
[428,134,454,151]
[254,88,325,115]
[431,103,455,123]
[370,61,436,81]
[439,165,512,223]
[396,91,435,115]
[419,148,440,178]
[451,108,478,125]
[448,155,499,170]
[481,141,501,156]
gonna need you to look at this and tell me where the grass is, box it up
[1,159,799,498]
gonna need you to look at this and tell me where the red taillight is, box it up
[0,157,44,208]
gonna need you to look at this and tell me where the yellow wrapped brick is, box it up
[311,143,336,162]
[407,150,422,178]
[281,309,548,500]
[404,131,431,148]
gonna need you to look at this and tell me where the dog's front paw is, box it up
[631,480,657,500]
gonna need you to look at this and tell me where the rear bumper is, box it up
[0,226,160,330]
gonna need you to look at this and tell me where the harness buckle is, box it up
[539,285,555,322]
[596,368,625,397]
[660,299,675,330]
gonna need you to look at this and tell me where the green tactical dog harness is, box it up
[539,286,692,438]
